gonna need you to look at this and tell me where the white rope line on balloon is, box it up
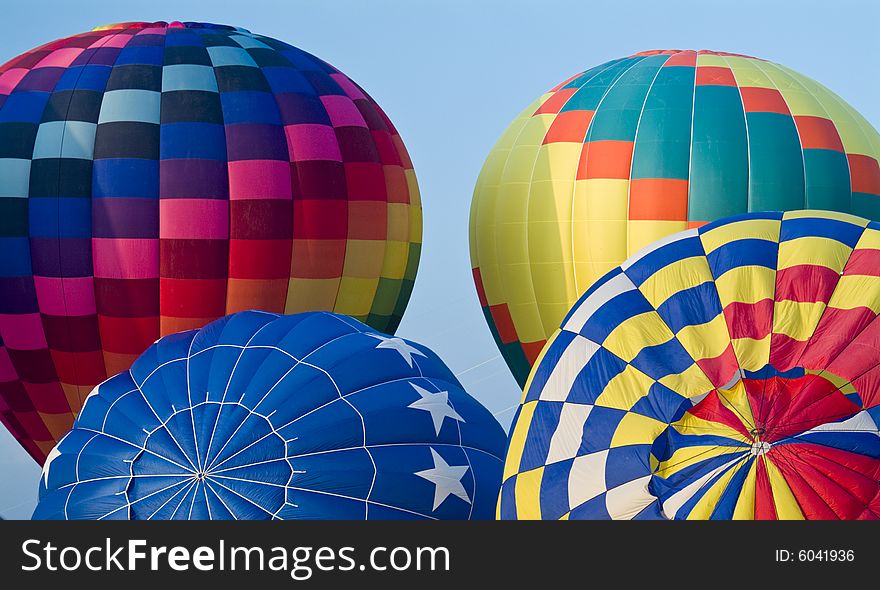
[454,354,502,378]
[201,329,365,473]
[205,476,279,518]
[204,479,239,520]
[282,485,438,521]
[169,480,198,520]
[199,316,279,477]
[184,328,203,475]
[62,314,493,519]
[147,477,198,520]
[97,476,193,520]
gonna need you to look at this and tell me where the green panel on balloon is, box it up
[803,149,852,211]
[585,54,669,142]
[688,85,749,221]
[745,112,805,211]
[630,66,695,181]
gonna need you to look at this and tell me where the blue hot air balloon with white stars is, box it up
[33,311,506,520]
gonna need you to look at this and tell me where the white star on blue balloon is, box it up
[408,383,465,435]
[414,448,471,511]
[367,333,427,367]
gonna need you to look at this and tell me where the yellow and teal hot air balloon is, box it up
[470,50,880,386]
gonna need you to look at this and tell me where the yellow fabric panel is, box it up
[603,312,674,361]
[723,56,776,89]
[659,364,716,399]
[531,142,581,183]
[406,172,422,243]
[508,301,546,345]
[655,445,744,479]
[764,457,805,520]
[778,65,880,158]
[610,412,667,447]
[495,219,529,268]
[513,467,544,520]
[379,240,409,280]
[334,276,379,316]
[783,209,869,227]
[671,409,748,444]
[776,237,851,271]
[342,239,385,278]
[595,364,656,411]
[528,181,575,224]
[854,227,880,251]
[687,459,748,520]
[827,274,880,313]
[638,256,713,307]
[695,53,729,67]
[714,266,776,305]
[772,300,826,341]
[676,314,731,362]
[572,178,629,294]
[732,335,772,373]
[503,400,537,480]
[559,512,570,521]
[732,460,758,520]
[386,202,410,242]
[537,301,576,339]
[757,60,829,118]
[573,178,629,221]
[627,220,688,258]
[528,220,573,266]
[699,219,780,254]
[285,277,338,314]
[715,381,755,430]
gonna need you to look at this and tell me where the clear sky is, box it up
[0,0,877,519]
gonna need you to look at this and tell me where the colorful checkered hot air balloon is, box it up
[34,311,505,520]
[500,210,880,520]
[470,49,880,386]
[0,21,421,463]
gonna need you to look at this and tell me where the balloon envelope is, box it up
[501,210,880,520]
[34,311,505,520]
[0,21,421,463]
[470,49,880,386]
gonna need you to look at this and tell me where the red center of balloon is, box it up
[687,372,863,443]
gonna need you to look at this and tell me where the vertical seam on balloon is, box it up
[47,32,115,417]
[88,26,146,398]
[201,314,279,469]
[684,52,698,223]
[564,57,641,309]
[202,327,362,474]
[749,59,808,211]
[719,56,753,213]
[230,31,292,316]
[623,52,673,285]
[539,56,644,344]
[353,91,397,332]
[772,62,855,212]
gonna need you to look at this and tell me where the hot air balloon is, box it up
[470,49,880,386]
[500,210,880,520]
[33,310,505,520]
[0,21,422,463]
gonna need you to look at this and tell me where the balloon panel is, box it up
[470,49,880,386]
[501,210,880,520]
[34,311,506,520]
[0,21,422,463]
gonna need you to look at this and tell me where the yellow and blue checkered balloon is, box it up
[500,210,880,520]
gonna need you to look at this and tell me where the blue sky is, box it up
[1,0,877,519]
